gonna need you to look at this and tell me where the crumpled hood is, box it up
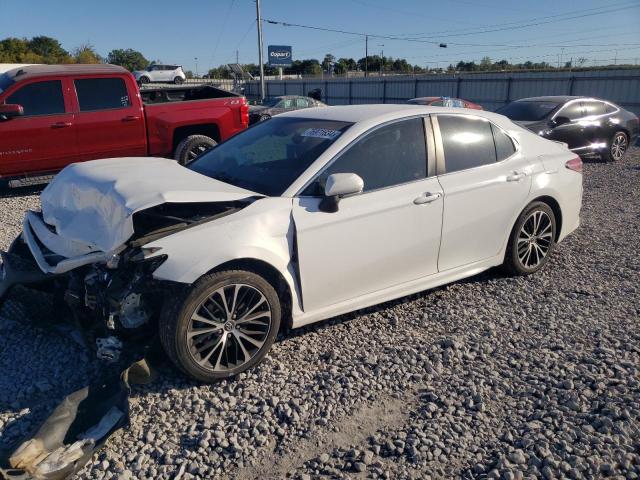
[40,157,258,253]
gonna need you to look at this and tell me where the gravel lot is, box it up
[1,148,639,479]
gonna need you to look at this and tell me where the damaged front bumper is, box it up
[0,210,179,343]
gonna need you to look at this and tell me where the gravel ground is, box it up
[1,148,639,480]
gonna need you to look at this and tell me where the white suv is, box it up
[133,64,186,85]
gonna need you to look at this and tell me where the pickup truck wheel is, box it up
[174,76,184,85]
[159,270,281,382]
[174,135,217,165]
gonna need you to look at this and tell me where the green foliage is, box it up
[73,44,102,64]
[106,48,149,71]
[0,36,72,63]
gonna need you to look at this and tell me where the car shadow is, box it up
[0,185,43,198]
[0,264,510,453]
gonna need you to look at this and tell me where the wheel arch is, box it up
[207,258,294,330]
[172,124,221,152]
[529,195,563,241]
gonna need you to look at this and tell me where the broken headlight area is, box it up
[62,251,172,338]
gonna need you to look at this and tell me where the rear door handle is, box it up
[413,192,442,205]
[51,122,72,129]
[122,115,140,122]
[506,171,526,182]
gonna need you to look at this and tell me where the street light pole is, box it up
[256,0,265,101]
[194,57,198,77]
[379,44,384,76]
[364,35,368,77]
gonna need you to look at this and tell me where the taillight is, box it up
[565,156,583,173]
[240,101,249,128]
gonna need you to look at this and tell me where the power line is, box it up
[264,13,640,49]
[395,1,637,39]
[404,3,639,40]
[209,0,236,66]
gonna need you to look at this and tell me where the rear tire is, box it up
[174,76,184,85]
[173,135,217,165]
[258,114,271,122]
[503,201,556,276]
[159,270,281,382]
[601,131,628,162]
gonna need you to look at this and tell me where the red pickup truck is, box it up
[0,64,249,188]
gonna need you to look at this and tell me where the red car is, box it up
[407,96,483,110]
[0,64,249,188]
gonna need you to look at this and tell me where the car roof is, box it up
[4,64,129,81]
[280,104,503,124]
[514,95,584,103]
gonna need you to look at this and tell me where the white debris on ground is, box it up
[1,149,639,479]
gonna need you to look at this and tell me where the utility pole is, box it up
[236,49,239,64]
[379,44,384,76]
[365,35,368,77]
[256,0,265,101]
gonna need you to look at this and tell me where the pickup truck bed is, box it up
[0,64,249,188]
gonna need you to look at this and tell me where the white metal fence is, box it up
[242,68,640,114]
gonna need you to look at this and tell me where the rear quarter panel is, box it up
[144,99,246,157]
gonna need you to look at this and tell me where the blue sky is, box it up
[1,0,639,72]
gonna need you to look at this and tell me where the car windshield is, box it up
[0,73,14,94]
[188,117,352,196]
[496,101,561,121]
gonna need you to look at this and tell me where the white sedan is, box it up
[0,105,582,382]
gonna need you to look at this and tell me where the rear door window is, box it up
[491,124,516,161]
[6,80,65,116]
[296,98,310,108]
[438,115,497,173]
[74,78,131,111]
[582,100,606,117]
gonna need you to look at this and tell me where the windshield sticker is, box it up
[301,128,342,140]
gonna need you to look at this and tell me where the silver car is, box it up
[134,64,186,85]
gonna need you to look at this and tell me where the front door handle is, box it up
[122,115,140,122]
[51,122,72,129]
[413,192,442,205]
[506,171,526,182]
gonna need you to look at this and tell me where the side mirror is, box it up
[319,173,364,213]
[553,116,570,127]
[0,104,24,121]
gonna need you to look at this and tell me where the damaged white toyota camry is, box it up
[0,105,582,382]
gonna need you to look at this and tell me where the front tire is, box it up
[173,135,217,165]
[602,131,628,162]
[503,201,556,276]
[160,270,281,382]
[174,76,184,85]
[138,76,150,85]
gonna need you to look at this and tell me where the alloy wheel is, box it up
[186,143,211,163]
[186,283,272,372]
[517,210,553,269]
[611,133,628,161]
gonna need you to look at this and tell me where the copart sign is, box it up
[268,45,292,67]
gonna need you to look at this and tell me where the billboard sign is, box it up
[268,45,292,67]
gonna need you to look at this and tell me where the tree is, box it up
[480,56,492,70]
[107,48,149,71]
[321,53,336,72]
[73,44,102,64]
[28,36,69,63]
